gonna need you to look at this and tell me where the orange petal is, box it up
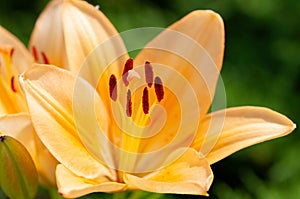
[29,0,66,66]
[124,148,213,195]
[135,10,225,117]
[20,64,113,180]
[29,0,127,75]
[193,106,295,164]
[56,164,126,198]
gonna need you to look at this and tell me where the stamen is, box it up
[126,89,132,117]
[142,87,149,114]
[122,58,133,86]
[109,74,117,101]
[154,76,164,102]
[10,76,17,92]
[32,46,39,61]
[0,46,14,57]
[10,48,14,57]
[0,46,14,83]
[145,61,154,87]
[41,52,49,64]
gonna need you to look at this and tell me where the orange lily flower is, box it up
[0,0,117,186]
[19,4,295,198]
[0,26,32,113]
[0,25,58,186]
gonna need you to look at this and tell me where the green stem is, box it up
[49,188,64,199]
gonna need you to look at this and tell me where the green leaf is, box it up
[0,135,38,199]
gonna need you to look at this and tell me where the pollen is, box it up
[109,74,117,101]
[109,59,164,118]
[145,61,154,87]
[10,48,14,57]
[32,46,39,61]
[142,87,149,114]
[122,58,133,86]
[154,76,164,102]
[41,52,50,64]
[126,89,132,117]
[10,76,17,92]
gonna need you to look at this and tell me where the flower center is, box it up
[108,58,164,118]
[0,45,28,113]
[0,45,17,92]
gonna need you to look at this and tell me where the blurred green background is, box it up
[0,0,299,198]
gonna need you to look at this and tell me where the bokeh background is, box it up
[0,0,299,198]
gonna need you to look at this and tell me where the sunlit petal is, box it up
[56,164,126,199]
[20,64,113,180]
[29,0,128,77]
[135,10,225,117]
[125,148,213,195]
[192,106,295,164]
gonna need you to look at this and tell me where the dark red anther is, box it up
[109,74,117,101]
[41,52,49,64]
[145,61,153,87]
[142,87,149,114]
[10,76,17,93]
[32,46,38,61]
[154,76,164,102]
[126,89,132,117]
[10,48,14,57]
[122,58,133,86]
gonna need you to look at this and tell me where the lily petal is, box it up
[56,164,127,198]
[124,148,213,195]
[0,26,33,72]
[20,64,113,180]
[29,0,127,76]
[193,106,295,164]
[135,10,225,116]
